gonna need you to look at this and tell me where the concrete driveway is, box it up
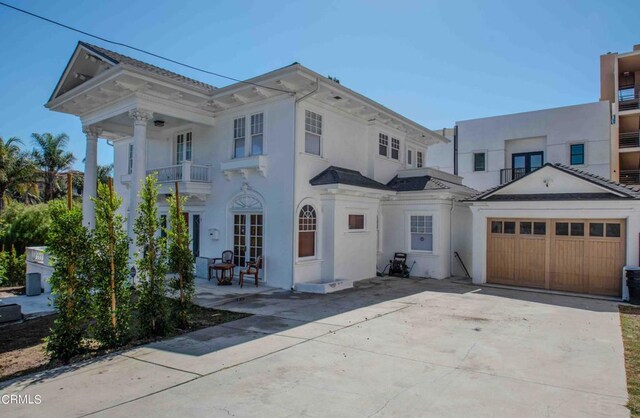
[0,278,628,417]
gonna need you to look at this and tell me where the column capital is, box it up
[82,125,103,140]
[128,108,153,124]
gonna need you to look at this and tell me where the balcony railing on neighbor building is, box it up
[146,162,211,183]
[500,167,540,185]
[620,132,640,149]
[620,170,640,186]
[619,91,639,111]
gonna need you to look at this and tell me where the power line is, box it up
[0,1,292,94]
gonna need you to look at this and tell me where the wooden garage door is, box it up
[487,218,625,297]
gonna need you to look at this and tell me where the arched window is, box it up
[298,205,317,258]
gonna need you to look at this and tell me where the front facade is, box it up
[600,43,640,185]
[426,102,612,191]
[45,42,474,291]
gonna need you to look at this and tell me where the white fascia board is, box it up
[46,65,123,110]
[312,183,396,199]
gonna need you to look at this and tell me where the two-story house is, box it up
[426,102,612,191]
[44,42,476,292]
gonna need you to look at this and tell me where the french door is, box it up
[233,213,263,274]
[512,152,543,176]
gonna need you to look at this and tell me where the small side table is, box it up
[211,263,235,285]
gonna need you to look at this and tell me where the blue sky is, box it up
[0,0,638,170]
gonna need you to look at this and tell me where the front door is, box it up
[512,151,543,179]
[233,213,263,276]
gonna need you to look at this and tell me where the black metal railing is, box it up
[619,91,640,111]
[620,131,640,148]
[500,167,540,184]
[620,170,640,185]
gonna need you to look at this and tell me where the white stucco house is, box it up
[41,41,476,293]
[426,101,612,191]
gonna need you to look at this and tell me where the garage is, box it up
[487,218,626,296]
[469,163,640,299]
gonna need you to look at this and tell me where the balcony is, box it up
[500,167,540,185]
[146,162,212,198]
[620,131,640,149]
[619,90,639,112]
[220,155,268,180]
[620,170,640,185]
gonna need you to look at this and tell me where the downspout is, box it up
[450,197,455,277]
[291,78,319,290]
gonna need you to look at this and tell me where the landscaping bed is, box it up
[0,303,250,383]
[620,305,640,417]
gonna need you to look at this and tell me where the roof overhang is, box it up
[312,183,396,199]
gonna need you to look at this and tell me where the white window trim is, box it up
[346,212,367,233]
[250,111,265,156]
[304,109,323,158]
[416,150,424,168]
[568,142,586,167]
[472,150,488,173]
[406,211,437,255]
[378,132,389,158]
[407,146,415,168]
[296,203,320,262]
[390,137,401,161]
[232,115,247,159]
[174,129,193,164]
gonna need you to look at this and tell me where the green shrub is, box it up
[1,202,52,254]
[45,200,91,361]
[167,189,195,328]
[88,183,132,348]
[134,176,170,337]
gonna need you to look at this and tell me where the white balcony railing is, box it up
[146,162,211,183]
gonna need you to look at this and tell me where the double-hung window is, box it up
[233,117,246,158]
[176,132,192,164]
[379,133,389,157]
[410,215,433,252]
[391,138,400,160]
[251,113,264,155]
[305,110,322,156]
[417,151,424,168]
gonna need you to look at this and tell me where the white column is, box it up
[128,109,153,253]
[81,126,101,229]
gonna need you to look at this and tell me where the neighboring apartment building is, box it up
[426,102,612,191]
[43,42,476,292]
[600,44,640,185]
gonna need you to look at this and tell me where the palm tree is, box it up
[0,137,37,211]
[97,163,113,185]
[31,133,76,201]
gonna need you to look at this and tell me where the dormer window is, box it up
[391,138,400,160]
[379,133,389,157]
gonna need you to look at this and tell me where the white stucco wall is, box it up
[426,101,612,191]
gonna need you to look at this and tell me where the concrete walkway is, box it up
[0,278,629,417]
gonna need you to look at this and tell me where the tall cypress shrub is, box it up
[45,201,90,361]
[134,175,169,337]
[89,182,131,347]
[167,187,194,328]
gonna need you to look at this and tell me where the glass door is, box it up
[512,151,543,180]
[233,213,263,277]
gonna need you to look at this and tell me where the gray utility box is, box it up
[0,304,22,323]
[26,272,41,296]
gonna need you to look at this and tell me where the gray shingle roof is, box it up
[468,163,640,201]
[310,166,393,191]
[80,42,216,93]
[387,175,477,194]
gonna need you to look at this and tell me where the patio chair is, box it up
[208,250,234,281]
[239,256,262,288]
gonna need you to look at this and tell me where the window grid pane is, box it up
[410,215,433,251]
[176,134,184,163]
[305,110,322,135]
[417,151,423,168]
[185,132,192,161]
[379,133,389,157]
[391,138,400,160]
